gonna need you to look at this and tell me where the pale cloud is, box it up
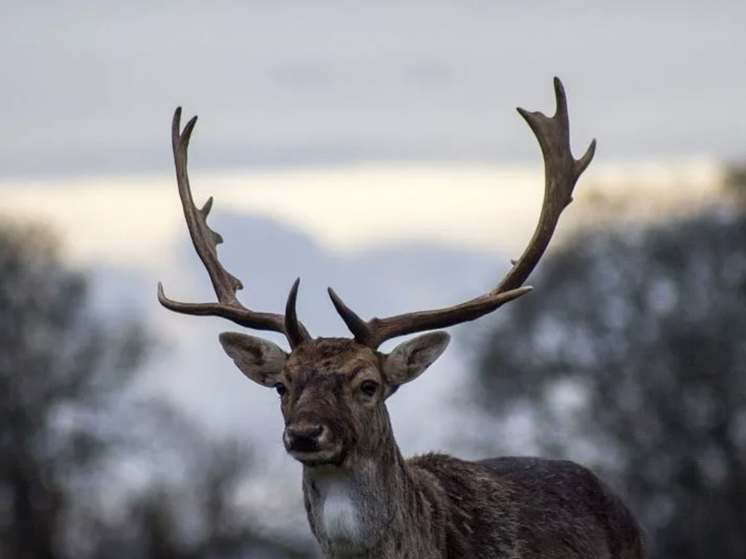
[0,159,723,269]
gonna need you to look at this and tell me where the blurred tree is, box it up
[473,208,746,559]
[81,415,316,559]
[0,222,313,559]
[724,160,746,202]
[79,425,315,559]
[134,439,314,559]
[0,222,149,559]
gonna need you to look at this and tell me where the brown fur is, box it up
[263,338,647,559]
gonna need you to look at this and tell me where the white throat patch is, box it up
[318,477,360,542]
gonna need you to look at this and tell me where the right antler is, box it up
[157,108,311,348]
[328,78,596,349]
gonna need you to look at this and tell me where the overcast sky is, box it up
[2,1,745,178]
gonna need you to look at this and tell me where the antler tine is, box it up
[496,77,596,292]
[158,107,311,347]
[328,78,595,349]
[327,285,531,348]
[285,278,311,347]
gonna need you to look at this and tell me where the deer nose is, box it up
[285,423,325,452]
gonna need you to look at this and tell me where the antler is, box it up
[157,108,311,348]
[328,78,596,349]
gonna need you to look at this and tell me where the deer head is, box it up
[217,332,449,466]
[158,78,595,468]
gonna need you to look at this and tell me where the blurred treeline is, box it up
[0,223,314,559]
[473,191,746,558]
[4,179,746,559]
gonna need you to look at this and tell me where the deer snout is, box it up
[284,421,327,452]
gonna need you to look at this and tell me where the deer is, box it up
[157,78,646,559]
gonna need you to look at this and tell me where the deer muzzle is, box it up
[283,418,342,465]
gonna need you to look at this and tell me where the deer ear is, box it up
[383,331,450,390]
[219,332,287,387]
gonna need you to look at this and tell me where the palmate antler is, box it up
[327,78,596,348]
[159,78,595,351]
[157,108,311,348]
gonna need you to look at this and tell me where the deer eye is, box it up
[274,382,287,396]
[360,380,378,397]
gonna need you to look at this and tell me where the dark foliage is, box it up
[0,222,313,559]
[474,208,746,559]
[0,223,148,559]
[724,160,746,200]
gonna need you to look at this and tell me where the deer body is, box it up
[158,79,646,559]
[303,437,644,559]
[271,339,642,559]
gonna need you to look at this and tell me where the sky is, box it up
[2,1,745,178]
[1,0,744,538]
[2,0,740,262]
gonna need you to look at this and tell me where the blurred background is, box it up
[1,1,745,557]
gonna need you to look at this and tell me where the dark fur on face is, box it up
[279,339,394,466]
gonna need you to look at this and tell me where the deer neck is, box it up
[301,429,440,559]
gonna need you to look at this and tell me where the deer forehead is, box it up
[285,338,382,380]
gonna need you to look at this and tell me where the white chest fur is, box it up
[317,476,360,542]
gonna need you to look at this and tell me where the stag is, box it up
[158,78,645,559]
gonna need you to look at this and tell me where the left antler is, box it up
[328,78,596,349]
[157,108,311,348]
